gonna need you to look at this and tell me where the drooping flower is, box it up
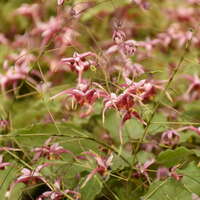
[161,130,180,146]
[32,137,72,161]
[80,152,113,187]
[6,163,50,198]
[182,74,200,102]
[61,52,97,84]
[103,79,159,125]
[134,158,155,183]
[37,179,80,200]
[156,167,170,180]
[51,80,105,117]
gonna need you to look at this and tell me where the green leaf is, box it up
[148,113,168,135]
[0,165,23,200]
[179,130,198,143]
[104,110,145,143]
[136,151,154,164]
[123,118,144,140]
[104,110,121,143]
[80,176,103,200]
[179,162,200,196]
[142,178,192,200]
[157,147,193,167]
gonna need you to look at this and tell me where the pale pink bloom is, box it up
[61,52,97,84]
[134,159,155,182]
[156,167,170,180]
[14,4,40,23]
[170,165,183,181]
[57,0,64,6]
[32,137,71,161]
[112,29,126,44]
[103,79,161,125]
[161,130,180,146]
[0,55,40,94]
[182,74,200,101]
[6,163,50,198]
[31,17,63,48]
[51,80,105,117]
[80,152,113,187]
[37,179,80,200]
[0,120,9,129]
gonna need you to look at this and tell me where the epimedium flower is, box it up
[51,80,106,117]
[61,52,97,84]
[14,3,40,24]
[0,59,40,95]
[32,137,72,161]
[156,167,170,180]
[0,119,9,130]
[37,179,80,200]
[112,29,126,44]
[31,16,63,49]
[103,79,159,125]
[134,158,155,184]
[6,163,51,199]
[80,152,113,187]
[161,130,180,147]
[161,126,200,147]
[182,74,200,102]
[157,166,183,181]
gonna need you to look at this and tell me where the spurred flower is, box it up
[161,130,180,146]
[103,79,159,125]
[182,74,200,102]
[37,179,80,200]
[32,137,72,161]
[80,152,113,187]
[61,52,97,84]
[6,163,50,198]
[51,80,105,117]
[134,158,155,183]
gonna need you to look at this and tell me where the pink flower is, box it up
[80,152,113,187]
[32,137,72,161]
[182,74,200,102]
[112,29,126,44]
[156,167,170,180]
[31,17,63,48]
[51,80,105,117]
[134,159,155,183]
[14,4,40,23]
[103,79,159,125]
[170,165,183,181]
[61,52,97,84]
[37,179,80,200]
[0,62,40,94]
[161,130,180,146]
[6,163,51,198]
[57,0,64,6]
